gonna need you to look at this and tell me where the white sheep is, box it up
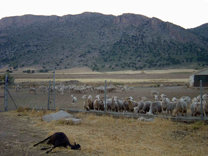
[147,101,162,115]
[117,99,125,112]
[166,101,176,115]
[154,94,159,101]
[172,97,178,103]
[191,97,208,117]
[161,98,170,112]
[160,94,167,100]
[203,101,208,116]
[180,96,191,108]
[134,101,145,113]
[174,99,187,116]
[71,95,77,103]
[82,95,87,99]
[141,101,151,114]
[15,84,21,92]
[190,101,201,116]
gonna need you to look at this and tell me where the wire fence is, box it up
[0,73,109,111]
[0,73,207,122]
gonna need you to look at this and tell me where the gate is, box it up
[0,74,17,112]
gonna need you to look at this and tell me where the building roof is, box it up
[194,68,208,75]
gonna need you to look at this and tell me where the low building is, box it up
[190,69,208,87]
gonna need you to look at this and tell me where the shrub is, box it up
[0,73,14,85]
[39,69,49,73]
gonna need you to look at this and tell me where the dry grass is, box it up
[12,68,194,84]
[104,69,196,75]
[51,68,197,75]
[17,110,208,156]
[55,67,94,74]
[15,78,189,84]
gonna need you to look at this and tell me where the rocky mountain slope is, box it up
[0,12,207,71]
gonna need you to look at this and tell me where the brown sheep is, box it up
[123,98,134,112]
[93,95,104,111]
[83,95,94,110]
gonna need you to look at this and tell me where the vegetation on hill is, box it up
[190,23,208,41]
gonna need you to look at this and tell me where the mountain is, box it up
[0,12,208,71]
[189,23,208,41]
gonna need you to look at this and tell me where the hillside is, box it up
[0,12,208,71]
[189,23,208,41]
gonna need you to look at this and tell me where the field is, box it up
[0,68,204,112]
[0,68,208,155]
[0,110,208,156]
[11,68,195,85]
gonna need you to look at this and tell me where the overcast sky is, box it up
[0,0,208,28]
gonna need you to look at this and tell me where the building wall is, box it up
[193,75,208,87]
[189,75,194,87]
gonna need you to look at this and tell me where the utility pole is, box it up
[200,80,204,120]
[53,69,56,109]
[47,80,51,110]
[104,80,107,112]
[4,74,8,111]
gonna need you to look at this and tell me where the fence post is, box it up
[53,70,56,109]
[104,80,107,112]
[200,80,204,120]
[4,74,8,111]
[47,80,51,110]
[6,88,17,109]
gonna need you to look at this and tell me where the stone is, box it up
[64,118,82,125]
[138,116,154,122]
[42,110,73,122]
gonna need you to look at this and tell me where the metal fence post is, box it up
[4,74,8,111]
[47,80,51,110]
[53,70,56,109]
[200,80,204,120]
[104,80,107,112]
[6,88,17,109]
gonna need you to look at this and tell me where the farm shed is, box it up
[190,69,208,87]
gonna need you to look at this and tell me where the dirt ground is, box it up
[0,110,208,156]
[0,112,46,156]
[0,69,208,155]
[0,111,84,156]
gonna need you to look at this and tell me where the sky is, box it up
[0,0,208,28]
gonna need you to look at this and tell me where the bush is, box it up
[23,69,35,73]
[0,73,14,85]
[39,69,49,73]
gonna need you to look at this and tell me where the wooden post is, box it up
[53,70,56,109]
[104,80,107,112]
[4,74,8,111]
[200,80,204,120]
[47,81,51,110]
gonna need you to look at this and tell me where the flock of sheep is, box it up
[83,92,208,117]
[16,84,120,95]
[15,83,208,117]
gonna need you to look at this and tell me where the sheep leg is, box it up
[41,147,51,150]
[46,140,63,154]
[46,146,56,154]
